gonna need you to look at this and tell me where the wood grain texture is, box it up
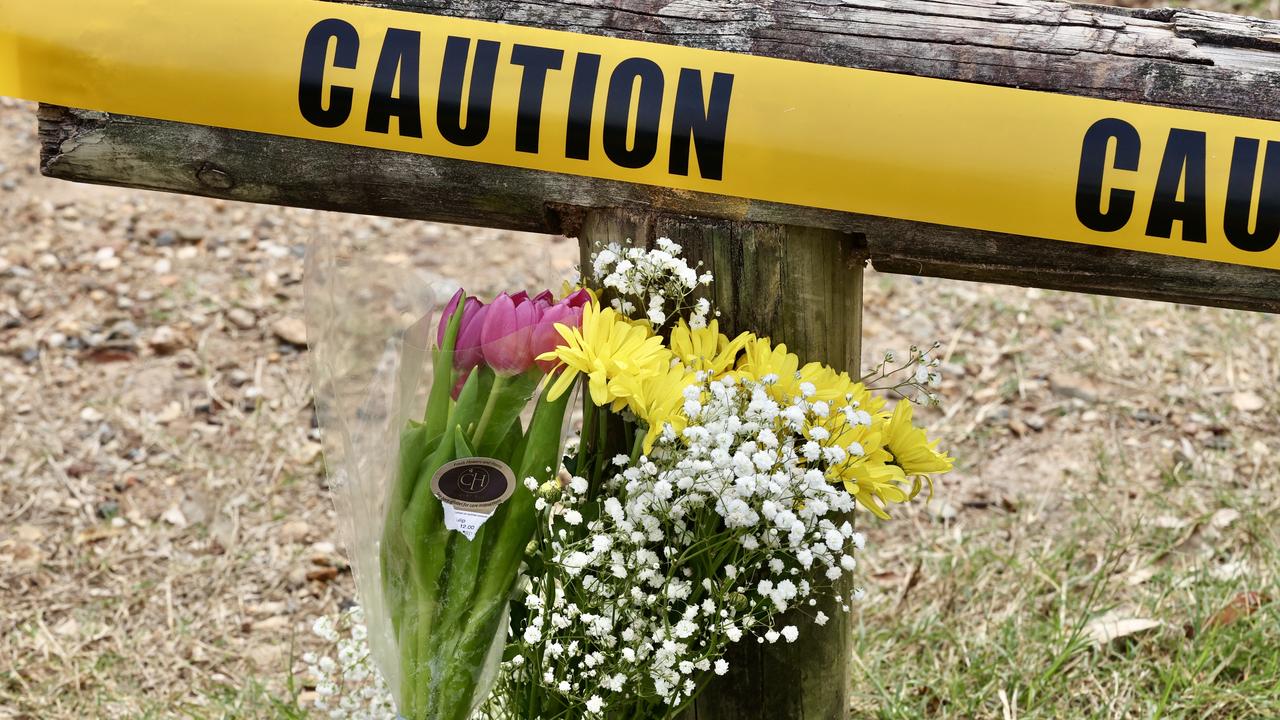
[576,209,863,720]
[326,0,1280,119]
[36,0,1280,314]
[38,105,1280,314]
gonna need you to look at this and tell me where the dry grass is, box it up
[854,279,1280,718]
[3,2,1280,717]
[0,98,571,718]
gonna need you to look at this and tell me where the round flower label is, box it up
[431,458,516,539]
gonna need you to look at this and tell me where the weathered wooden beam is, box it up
[36,0,1280,314]
[40,104,1280,314]
[326,0,1280,120]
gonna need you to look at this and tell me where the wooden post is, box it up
[572,208,865,720]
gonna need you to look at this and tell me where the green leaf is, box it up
[493,417,524,464]
[423,294,467,438]
[472,385,574,637]
[473,369,541,455]
[453,425,475,459]
[380,421,437,638]
[402,425,458,593]
[518,384,574,481]
[450,365,495,438]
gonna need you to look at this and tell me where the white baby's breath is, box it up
[502,375,864,715]
[303,606,397,720]
[590,240,713,329]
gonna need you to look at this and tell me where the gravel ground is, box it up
[3,2,1280,715]
[0,97,574,717]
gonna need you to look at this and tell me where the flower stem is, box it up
[471,372,509,449]
[629,431,645,465]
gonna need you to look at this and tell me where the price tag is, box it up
[431,457,516,540]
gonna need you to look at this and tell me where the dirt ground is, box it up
[3,3,1280,717]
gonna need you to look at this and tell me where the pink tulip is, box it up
[532,301,583,373]
[562,288,591,309]
[436,289,485,350]
[454,303,489,371]
[480,292,543,376]
[436,289,464,347]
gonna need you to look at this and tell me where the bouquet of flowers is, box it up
[316,238,952,720]
[379,287,592,720]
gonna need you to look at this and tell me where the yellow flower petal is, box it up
[885,401,954,476]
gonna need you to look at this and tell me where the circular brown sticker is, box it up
[431,457,516,512]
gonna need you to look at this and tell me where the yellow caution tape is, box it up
[3,0,1280,270]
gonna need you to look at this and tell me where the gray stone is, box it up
[227,308,257,330]
[271,317,307,346]
[107,320,139,340]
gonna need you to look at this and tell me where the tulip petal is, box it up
[436,288,464,349]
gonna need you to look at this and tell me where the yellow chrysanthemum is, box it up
[885,401,954,476]
[842,457,910,519]
[538,303,670,407]
[735,337,801,399]
[813,422,893,517]
[737,336,871,406]
[810,405,922,518]
[670,320,752,379]
[626,361,699,453]
[798,362,876,404]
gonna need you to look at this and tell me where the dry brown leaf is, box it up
[83,347,137,363]
[1210,508,1241,529]
[1126,567,1157,586]
[1049,373,1099,403]
[1231,391,1266,413]
[1084,616,1162,645]
[306,566,341,583]
[73,526,122,545]
[250,616,289,633]
[1206,592,1272,630]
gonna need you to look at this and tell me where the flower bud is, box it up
[480,292,543,376]
[531,301,583,373]
[436,288,465,349]
[454,302,489,371]
[562,288,592,309]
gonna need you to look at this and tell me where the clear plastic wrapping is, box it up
[306,230,576,719]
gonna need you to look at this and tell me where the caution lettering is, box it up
[1076,118,1280,253]
[298,19,735,181]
